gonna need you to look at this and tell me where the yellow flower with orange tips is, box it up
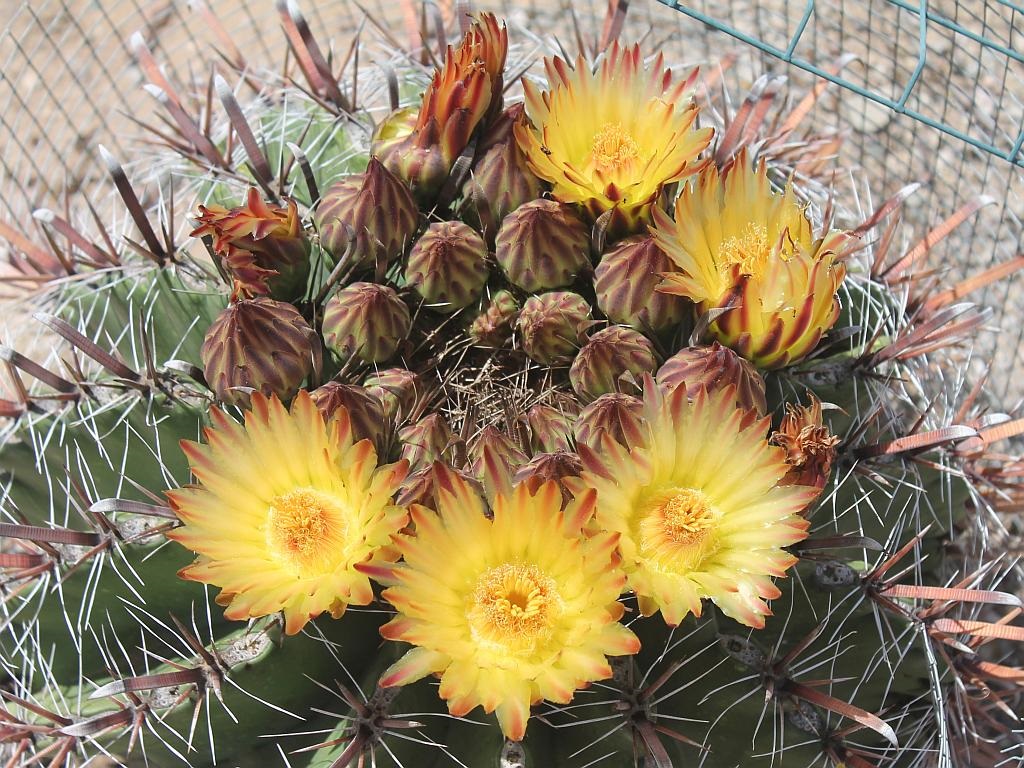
[166,392,409,635]
[653,151,851,369]
[514,43,713,234]
[568,381,816,628]
[362,466,639,741]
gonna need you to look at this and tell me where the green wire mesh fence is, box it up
[659,0,1024,167]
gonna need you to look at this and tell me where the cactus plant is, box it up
[0,5,1021,768]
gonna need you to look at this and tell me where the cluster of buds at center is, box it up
[156,14,926,759]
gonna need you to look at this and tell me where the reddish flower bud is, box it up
[364,368,421,423]
[200,298,317,406]
[308,382,387,450]
[657,342,767,415]
[396,463,482,509]
[406,221,490,311]
[463,104,545,236]
[495,199,591,292]
[595,234,690,331]
[575,393,645,450]
[315,158,419,270]
[322,283,411,363]
[517,291,592,365]
[468,425,529,483]
[525,402,579,454]
[569,326,658,402]
[470,289,520,347]
[398,413,454,473]
[513,451,584,504]
[373,14,507,204]
[191,188,309,300]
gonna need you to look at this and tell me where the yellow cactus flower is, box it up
[363,467,638,741]
[570,381,816,628]
[166,392,409,635]
[514,43,713,235]
[653,151,851,369]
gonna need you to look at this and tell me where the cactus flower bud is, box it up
[373,14,507,204]
[516,291,592,365]
[657,342,767,415]
[569,326,658,401]
[513,451,583,503]
[364,368,421,423]
[525,402,579,454]
[200,298,317,406]
[594,235,690,331]
[406,221,490,312]
[397,463,481,509]
[398,413,453,473]
[468,425,529,483]
[322,282,410,363]
[308,382,387,450]
[470,290,519,347]
[191,188,309,300]
[315,158,419,270]
[495,199,591,292]
[462,104,544,235]
[770,393,838,497]
[574,393,645,449]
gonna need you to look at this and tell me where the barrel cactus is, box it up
[0,5,1021,768]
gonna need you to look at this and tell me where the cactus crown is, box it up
[0,5,1021,768]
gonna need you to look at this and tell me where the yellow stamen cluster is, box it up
[266,489,347,575]
[719,222,773,276]
[659,489,715,545]
[468,563,561,652]
[638,488,720,574]
[592,123,640,169]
